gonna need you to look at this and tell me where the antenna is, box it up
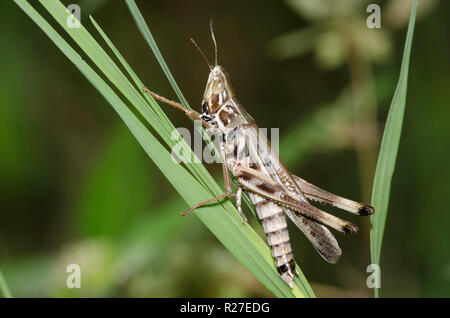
[190,38,213,71]
[209,18,218,66]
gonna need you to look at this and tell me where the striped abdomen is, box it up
[249,193,296,287]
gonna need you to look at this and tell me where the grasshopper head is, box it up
[194,20,254,129]
[202,65,235,115]
[200,65,254,129]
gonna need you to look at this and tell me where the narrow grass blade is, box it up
[124,0,190,109]
[370,0,419,297]
[14,0,314,297]
[0,269,13,298]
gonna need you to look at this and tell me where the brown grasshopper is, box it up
[143,20,374,288]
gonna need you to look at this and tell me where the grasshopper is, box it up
[143,20,374,288]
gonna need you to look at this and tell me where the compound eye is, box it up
[202,100,209,114]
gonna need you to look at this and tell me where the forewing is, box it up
[284,208,342,263]
[292,174,375,216]
[231,97,255,124]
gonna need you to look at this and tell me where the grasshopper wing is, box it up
[292,175,374,216]
[283,208,342,263]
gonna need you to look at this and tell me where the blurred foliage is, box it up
[76,124,154,238]
[269,0,436,68]
[1,0,449,297]
[269,0,390,68]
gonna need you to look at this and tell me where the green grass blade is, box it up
[0,269,13,298]
[370,0,419,297]
[124,0,190,109]
[14,0,314,297]
[89,15,173,130]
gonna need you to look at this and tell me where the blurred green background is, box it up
[1,0,449,297]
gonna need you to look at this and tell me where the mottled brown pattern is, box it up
[288,259,296,272]
[209,94,220,112]
[237,170,253,182]
[225,104,237,114]
[249,162,258,169]
[276,168,296,193]
[219,109,235,126]
[255,200,270,208]
[257,182,277,194]
[280,194,298,206]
